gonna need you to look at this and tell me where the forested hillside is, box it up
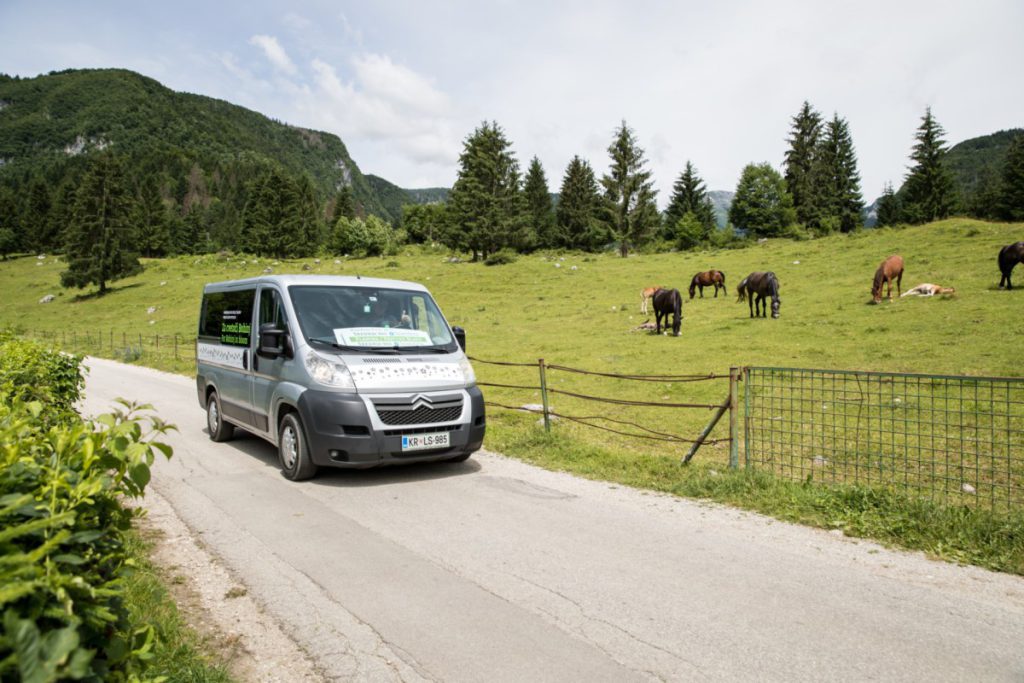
[0,68,390,253]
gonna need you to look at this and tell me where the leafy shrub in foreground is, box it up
[0,331,85,416]
[0,395,175,682]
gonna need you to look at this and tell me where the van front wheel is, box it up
[207,392,234,442]
[279,413,318,481]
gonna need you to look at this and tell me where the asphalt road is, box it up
[81,357,1024,682]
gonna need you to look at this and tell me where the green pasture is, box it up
[3,218,1024,572]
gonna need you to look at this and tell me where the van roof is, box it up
[202,274,431,294]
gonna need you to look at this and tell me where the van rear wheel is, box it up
[279,413,318,481]
[207,392,234,442]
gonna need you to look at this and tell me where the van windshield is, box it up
[289,285,457,353]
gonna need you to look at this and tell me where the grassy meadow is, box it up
[3,217,1024,572]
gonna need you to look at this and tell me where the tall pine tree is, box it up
[784,101,824,228]
[0,186,16,260]
[815,114,864,232]
[447,121,528,260]
[555,156,605,251]
[997,134,1024,221]
[134,175,172,257]
[875,182,901,227]
[524,157,556,249]
[61,154,142,295]
[600,121,659,257]
[903,107,958,223]
[663,161,716,243]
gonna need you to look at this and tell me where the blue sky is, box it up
[2,0,1022,204]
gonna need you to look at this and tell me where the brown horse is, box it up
[688,270,727,299]
[640,285,666,314]
[998,242,1024,290]
[871,255,904,303]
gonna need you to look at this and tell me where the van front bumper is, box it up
[296,386,486,468]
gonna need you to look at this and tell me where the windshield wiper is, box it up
[307,338,401,354]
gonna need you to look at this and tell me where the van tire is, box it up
[207,392,234,442]
[279,413,318,481]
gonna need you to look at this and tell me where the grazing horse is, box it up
[652,287,682,336]
[688,270,727,299]
[998,242,1024,290]
[640,285,665,314]
[871,254,904,303]
[736,272,781,319]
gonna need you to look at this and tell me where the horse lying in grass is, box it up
[901,283,956,297]
[640,285,666,314]
[652,287,682,336]
[688,270,727,299]
[736,272,781,319]
[998,242,1024,290]
[872,254,904,303]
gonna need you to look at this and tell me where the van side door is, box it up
[251,285,290,435]
[198,287,257,428]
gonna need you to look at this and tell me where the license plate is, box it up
[402,432,450,452]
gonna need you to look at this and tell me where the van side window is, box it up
[259,288,286,329]
[199,289,256,346]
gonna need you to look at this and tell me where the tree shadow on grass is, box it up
[70,282,143,302]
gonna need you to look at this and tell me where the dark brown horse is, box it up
[688,270,727,299]
[998,242,1024,290]
[736,272,780,319]
[652,288,682,336]
[871,254,904,303]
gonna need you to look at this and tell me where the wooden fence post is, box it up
[539,358,551,433]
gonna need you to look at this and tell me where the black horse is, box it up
[998,242,1024,290]
[652,288,682,336]
[736,272,781,319]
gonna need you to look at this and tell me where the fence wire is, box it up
[744,367,1024,513]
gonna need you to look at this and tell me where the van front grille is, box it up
[376,403,463,426]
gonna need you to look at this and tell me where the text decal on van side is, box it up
[197,342,246,370]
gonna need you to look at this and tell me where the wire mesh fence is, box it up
[743,367,1024,513]
[22,328,197,374]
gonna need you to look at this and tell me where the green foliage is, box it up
[875,182,902,227]
[524,157,556,249]
[663,161,716,244]
[814,114,864,233]
[555,155,605,251]
[241,167,320,258]
[484,248,518,266]
[0,332,84,416]
[447,121,529,260]
[903,107,959,223]
[729,162,797,237]
[331,185,357,224]
[333,215,396,257]
[943,128,1024,218]
[60,153,143,295]
[997,133,1024,221]
[0,186,17,259]
[672,211,705,250]
[401,202,448,245]
[600,121,660,257]
[784,101,824,227]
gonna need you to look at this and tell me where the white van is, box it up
[196,275,485,479]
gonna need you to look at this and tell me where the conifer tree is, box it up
[49,182,77,252]
[21,177,52,253]
[663,161,716,243]
[134,175,172,257]
[815,114,864,232]
[555,156,605,250]
[332,185,357,223]
[729,163,796,237]
[600,121,659,256]
[903,107,958,223]
[241,168,313,258]
[61,154,142,295]
[447,121,528,260]
[875,182,901,227]
[784,101,824,228]
[524,157,556,249]
[997,134,1024,221]
[0,186,16,260]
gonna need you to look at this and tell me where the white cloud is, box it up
[248,34,296,75]
[351,53,449,115]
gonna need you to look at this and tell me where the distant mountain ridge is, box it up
[365,174,450,224]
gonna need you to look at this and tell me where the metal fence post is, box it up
[538,358,551,433]
[743,367,751,469]
[729,367,739,468]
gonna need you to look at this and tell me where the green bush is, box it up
[0,332,84,415]
[484,249,518,266]
[0,395,175,682]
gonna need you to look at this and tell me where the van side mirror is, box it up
[258,323,289,358]
[452,326,466,352]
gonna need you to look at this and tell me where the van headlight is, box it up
[458,356,476,385]
[305,351,355,389]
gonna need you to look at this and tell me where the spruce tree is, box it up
[600,121,659,257]
[875,182,901,227]
[815,114,864,232]
[332,185,357,223]
[49,182,77,253]
[903,107,958,223]
[524,157,556,249]
[447,121,528,260]
[784,101,824,228]
[555,156,605,251]
[997,134,1024,221]
[21,177,52,253]
[241,168,312,258]
[663,161,716,243]
[0,186,19,260]
[729,163,796,237]
[61,154,142,295]
[134,175,172,257]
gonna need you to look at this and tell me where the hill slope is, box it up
[0,68,388,218]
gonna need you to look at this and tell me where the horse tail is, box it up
[673,288,682,335]
[719,271,727,294]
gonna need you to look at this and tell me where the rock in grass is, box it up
[961,482,976,494]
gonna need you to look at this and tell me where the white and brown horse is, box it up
[640,285,666,314]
